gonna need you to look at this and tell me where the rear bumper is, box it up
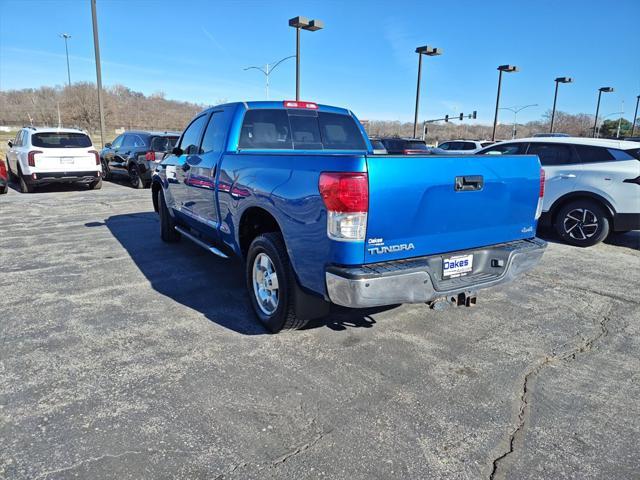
[24,171,100,185]
[325,238,547,308]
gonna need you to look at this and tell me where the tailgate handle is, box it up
[455,175,483,191]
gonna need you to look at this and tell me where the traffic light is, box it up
[444,115,449,122]
[471,110,477,119]
[459,113,464,120]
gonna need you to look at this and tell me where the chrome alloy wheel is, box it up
[252,253,280,315]
[563,208,599,240]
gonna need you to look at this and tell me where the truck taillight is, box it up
[88,150,100,165]
[535,168,545,220]
[28,150,42,167]
[284,100,319,110]
[319,172,368,241]
[145,151,156,161]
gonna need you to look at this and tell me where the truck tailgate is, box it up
[364,154,541,263]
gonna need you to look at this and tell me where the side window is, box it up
[111,135,124,149]
[480,143,528,155]
[527,143,575,166]
[201,111,227,154]
[121,135,135,148]
[439,142,450,150]
[179,115,208,154]
[574,145,615,163]
[16,131,25,147]
[463,142,477,151]
[132,135,146,148]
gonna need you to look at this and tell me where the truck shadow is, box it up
[100,212,391,335]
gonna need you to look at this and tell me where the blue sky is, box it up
[1,0,638,124]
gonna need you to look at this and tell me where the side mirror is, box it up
[172,147,183,156]
[7,141,13,148]
[104,142,112,148]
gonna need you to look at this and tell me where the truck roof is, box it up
[203,101,353,117]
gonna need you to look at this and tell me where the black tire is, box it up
[245,232,308,333]
[17,166,34,193]
[0,183,7,195]
[554,199,610,247]
[6,158,15,181]
[101,160,111,181]
[129,165,144,189]
[158,189,180,243]
[89,178,102,190]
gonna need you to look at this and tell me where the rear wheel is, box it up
[101,160,111,181]
[554,200,610,247]
[158,189,180,243]
[0,183,7,195]
[129,165,144,189]
[89,178,102,190]
[17,166,34,193]
[246,232,308,333]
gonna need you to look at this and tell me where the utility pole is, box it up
[60,33,72,86]
[631,95,640,137]
[91,0,106,147]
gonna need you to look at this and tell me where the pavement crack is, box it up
[489,315,612,480]
[271,429,331,467]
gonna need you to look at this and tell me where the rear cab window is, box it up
[238,108,367,151]
[31,132,92,148]
[150,136,178,152]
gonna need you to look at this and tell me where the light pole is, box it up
[412,45,442,138]
[499,104,538,139]
[91,0,106,147]
[491,65,519,141]
[631,95,640,137]
[288,16,323,101]
[549,77,572,133]
[593,87,614,138]
[60,33,72,87]
[244,56,296,100]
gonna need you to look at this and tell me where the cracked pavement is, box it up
[1,182,639,479]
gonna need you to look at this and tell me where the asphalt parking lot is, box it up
[1,181,638,480]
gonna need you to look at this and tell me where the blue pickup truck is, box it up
[151,100,546,332]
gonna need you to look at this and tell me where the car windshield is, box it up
[405,141,428,150]
[31,132,92,148]
[150,136,179,152]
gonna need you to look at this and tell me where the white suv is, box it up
[5,127,102,193]
[478,137,640,247]
[436,139,495,154]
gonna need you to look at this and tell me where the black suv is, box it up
[378,137,432,154]
[101,131,179,188]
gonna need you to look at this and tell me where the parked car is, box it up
[368,137,388,154]
[378,137,431,154]
[435,139,495,154]
[533,133,570,138]
[0,158,8,194]
[101,130,179,188]
[5,127,101,193]
[151,100,546,332]
[477,137,640,246]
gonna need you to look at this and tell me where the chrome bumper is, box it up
[325,238,547,308]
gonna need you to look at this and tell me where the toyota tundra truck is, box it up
[151,101,546,332]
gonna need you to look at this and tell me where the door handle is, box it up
[560,174,576,179]
[455,175,484,191]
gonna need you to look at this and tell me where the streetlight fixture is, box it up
[549,77,573,133]
[60,33,72,87]
[244,55,296,99]
[412,45,442,138]
[631,95,640,137]
[499,104,538,139]
[491,64,519,141]
[592,87,614,138]
[91,0,106,148]
[288,16,323,100]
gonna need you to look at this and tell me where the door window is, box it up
[201,112,227,154]
[478,142,528,155]
[527,143,576,166]
[179,115,208,154]
[574,145,615,163]
[121,135,135,148]
[463,142,477,151]
[111,135,124,149]
[438,142,451,150]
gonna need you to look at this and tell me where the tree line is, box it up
[0,83,635,142]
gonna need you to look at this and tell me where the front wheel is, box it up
[89,178,102,190]
[129,165,144,189]
[101,160,111,181]
[0,183,7,195]
[554,200,610,247]
[158,189,180,243]
[246,232,308,333]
